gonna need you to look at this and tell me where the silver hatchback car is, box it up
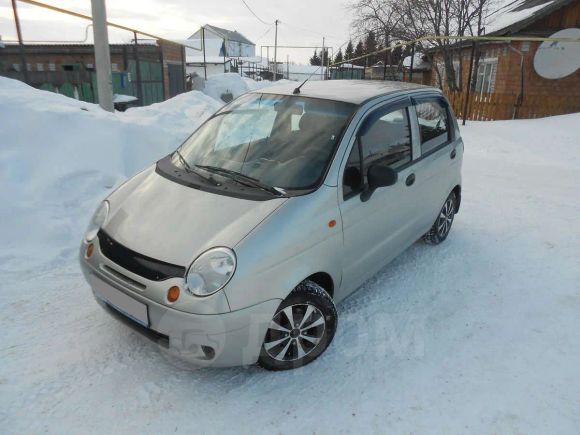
[80,80,463,370]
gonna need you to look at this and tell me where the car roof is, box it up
[253,80,435,105]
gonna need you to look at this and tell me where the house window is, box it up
[12,63,20,72]
[48,63,56,71]
[475,59,497,94]
[111,63,119,72]
[36,63,44,71]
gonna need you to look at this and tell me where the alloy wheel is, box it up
[263,303,326,362]
[437,197,455,238]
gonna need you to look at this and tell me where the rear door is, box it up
[409,96,461,233]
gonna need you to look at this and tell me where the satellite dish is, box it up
[534,28,580,79]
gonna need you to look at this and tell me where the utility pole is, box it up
[91,0,114,112]
[132,31,143,106]
[273,19,279,81]
[201,26,207,80]
[321,37,325,80]
[11,0,29,84]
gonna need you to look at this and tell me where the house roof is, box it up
[402,53,431,70]
[188,25,255,46]
[485,0,575,35]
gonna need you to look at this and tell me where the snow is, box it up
[485,0,554,34]
[113,94,138,104]
[403,53,430,70]
[1,76,580,434]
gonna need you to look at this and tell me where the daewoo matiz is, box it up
[80,80,463,370]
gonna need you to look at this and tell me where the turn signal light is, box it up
[86,243,94,258]
[167,286,180,303]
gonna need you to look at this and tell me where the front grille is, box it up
[102,265,146,290]
[97,230,186,281]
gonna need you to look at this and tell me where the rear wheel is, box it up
[423,192,456,245]
[258,280,337,371]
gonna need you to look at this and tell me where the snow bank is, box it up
[0,77,220,270]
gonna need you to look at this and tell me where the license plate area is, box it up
[98,283,149,328]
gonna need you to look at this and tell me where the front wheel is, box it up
[258,280,337,371]
[423,192,457,245]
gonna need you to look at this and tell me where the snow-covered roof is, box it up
[403,53,431,70]
[186,55,263,64]
[485,0,566,35]
[333,63,364,69]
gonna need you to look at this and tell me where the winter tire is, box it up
[258,280,337,371]
[423,192,457,245]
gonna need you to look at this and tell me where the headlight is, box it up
[85,201,109,242]
[186,247,236,296]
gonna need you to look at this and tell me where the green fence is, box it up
[2,61,165,107]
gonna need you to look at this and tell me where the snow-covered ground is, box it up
[1,76,579,434]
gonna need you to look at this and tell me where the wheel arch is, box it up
[304,272,334,299]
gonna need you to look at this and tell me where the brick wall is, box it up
[429,0,580,99]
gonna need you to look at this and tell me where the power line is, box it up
[240,0,271,25]
[253,25,274,43]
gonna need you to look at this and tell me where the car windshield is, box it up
[173,93,356,191]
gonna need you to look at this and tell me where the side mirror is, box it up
[361,163,398,202]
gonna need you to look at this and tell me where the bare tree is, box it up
[348,0,405,66]
[348,0,495,92]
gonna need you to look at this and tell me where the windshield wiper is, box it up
[174,151,219,186]
[195,165,287,197]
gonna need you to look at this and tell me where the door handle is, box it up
[405,173,415,186]
[450,149,457,159]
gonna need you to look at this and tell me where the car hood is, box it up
[102,166,287,266]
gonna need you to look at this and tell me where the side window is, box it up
[415,100,450,155]
[360,108,412,172]
[342,106,412,199]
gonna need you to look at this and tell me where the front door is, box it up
[337,101,420,298]
[411,97,461,233]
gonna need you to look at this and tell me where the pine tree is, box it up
[309,49,321,66]
[353,40,364,66]
[319,48,329,66]
[334,48,344,65]
[345,40,354,61]
[364,31,378,66]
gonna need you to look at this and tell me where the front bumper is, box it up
[80,243,280,367]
